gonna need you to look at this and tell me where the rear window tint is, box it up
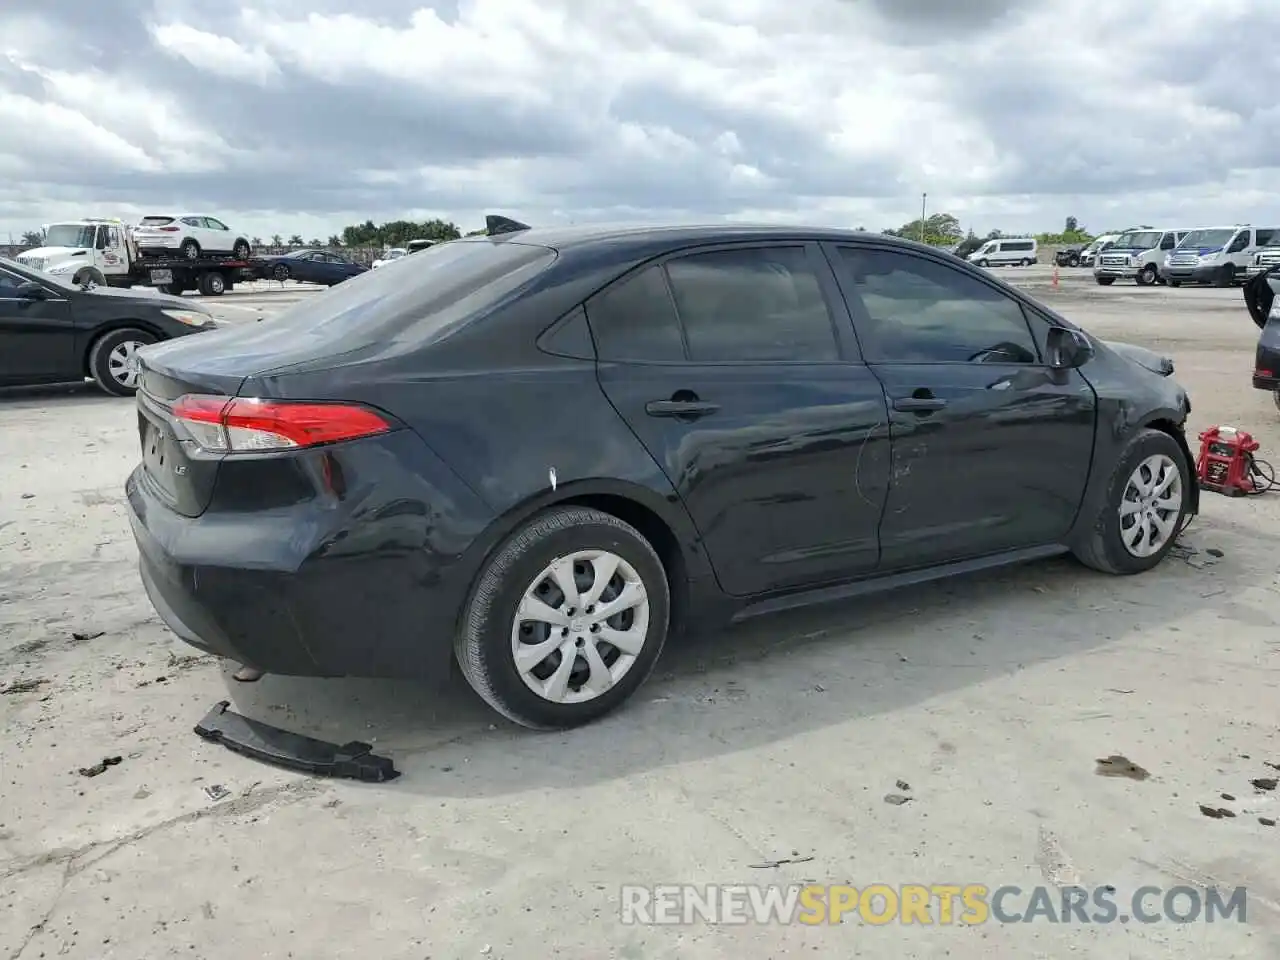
[138,217,174,225]
[259,238,556,351]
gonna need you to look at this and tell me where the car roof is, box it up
[452,221,951,257]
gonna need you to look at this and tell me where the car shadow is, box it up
[0,381,125,406]
[215,522,1257,799]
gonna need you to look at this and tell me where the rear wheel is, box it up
[232,239,251,259]
[1095,276,1115,286]
[181,238,200,259]
[455,506,671,730]
[88,327,156,397]
[198,271,226,296]
[1072,429,1190,575]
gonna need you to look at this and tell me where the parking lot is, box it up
[3,266,1280,959]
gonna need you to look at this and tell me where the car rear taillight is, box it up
[172,395,392,453]
[158,226,180,232]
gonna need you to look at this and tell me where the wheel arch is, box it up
[455,478,709,641]
[1137,414,1200,518]
[82,320,167,376]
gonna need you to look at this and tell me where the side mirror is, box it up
[1046,326,1093,370]
[14,281,49,301]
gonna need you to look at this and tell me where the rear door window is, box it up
[663,246,840,362]
[586,265,685,362]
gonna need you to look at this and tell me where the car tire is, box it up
[1095,276,1115,286]
[181,239,201,260]
[198,271,226,296]
[976,259,989,268]
[455,505,671,730]
[1216,265,1236,288]
[1068,254,1080,267]
[72,267,107,288]
[1168,279,1182,287]
[233,239,251,260]
[1136,264,1159,286]
[88,327,157,397]
[1273,388,1280,413]
[272,264,290,282]
[1071,428,1191,576]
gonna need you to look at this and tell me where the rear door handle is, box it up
[645,399,720,419]
[893,397,948,412]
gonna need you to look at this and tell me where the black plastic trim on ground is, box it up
[194,700,400,782]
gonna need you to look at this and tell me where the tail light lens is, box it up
[172,395,392,453]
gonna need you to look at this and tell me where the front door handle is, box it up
[893,396,948,413]
[645,399,720,419]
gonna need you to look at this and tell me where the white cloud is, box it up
[0,0,1277,240]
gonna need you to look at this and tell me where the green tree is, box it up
[1064,215,1078,234]
[21,229,44,246]
[288,234,304,246]
[339,217,463,247]
[251,236,263,248]
[270,234,283,247]
[308,238,322,247]
[884,212,963,246]
[327,235,342,247]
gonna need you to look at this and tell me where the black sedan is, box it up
[1,257,218,396]
[252,249,368,286]
[1247,265,1280,411]
[126,222,1198,729]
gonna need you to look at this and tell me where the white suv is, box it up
[133,215,252,261]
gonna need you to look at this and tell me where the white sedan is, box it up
[372,248,408,269]
[133,214,253,261]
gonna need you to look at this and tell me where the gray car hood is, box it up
[1100,339,1174,377]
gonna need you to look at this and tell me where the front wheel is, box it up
[455,506,671,730]
[1168,279,1182,288]
[1137,264,1159,286]
[1095,276,1115,286]
[272,264,290,282]
[1216,265,1236,288]
[976,259,989,268]
[1072,428,1190,575]
[88,327,157,397]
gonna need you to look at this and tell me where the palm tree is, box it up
[270,234,283,248]
[288,234,304,246]
[251,237,263,248]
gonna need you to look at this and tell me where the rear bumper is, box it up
[1253,375,1280,391]
[124,433,490,681]
[136,236,183,251]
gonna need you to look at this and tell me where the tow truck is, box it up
[15,218,252,296]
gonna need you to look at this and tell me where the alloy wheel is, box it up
[107,340,145,390]
[511,549,649,704]
[1118,453,1183,557]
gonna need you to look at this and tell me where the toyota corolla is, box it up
[126,220,1197,729]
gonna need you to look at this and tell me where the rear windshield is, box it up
[260,238,557,354]
[138,216,175,226]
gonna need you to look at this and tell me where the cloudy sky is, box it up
[1,0,1276,242]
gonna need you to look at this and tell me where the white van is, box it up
[967,238,1038,268]
[1162,225,1279,287]
[1094,227,1190,286]
[1078,234,1119,268]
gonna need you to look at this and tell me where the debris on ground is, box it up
[71,630,104,642]
[204,784,231,801]
[1260,818,1276,827]
[194,700,400,782]
[233,664,265,682]
[884,793,912,806]
[77,756,123,778]
[1199,805,1236,819]
[1222,793,1237,801]
[1,677,47,695]
[1095,755,1151,781]
[896,780,911,791]
[748,855,815,869]
[1169,544,1222,570]
[1251,778,1277,792]
[1106,688,1135,695]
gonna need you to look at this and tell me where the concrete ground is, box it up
[3,268,1280,959]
